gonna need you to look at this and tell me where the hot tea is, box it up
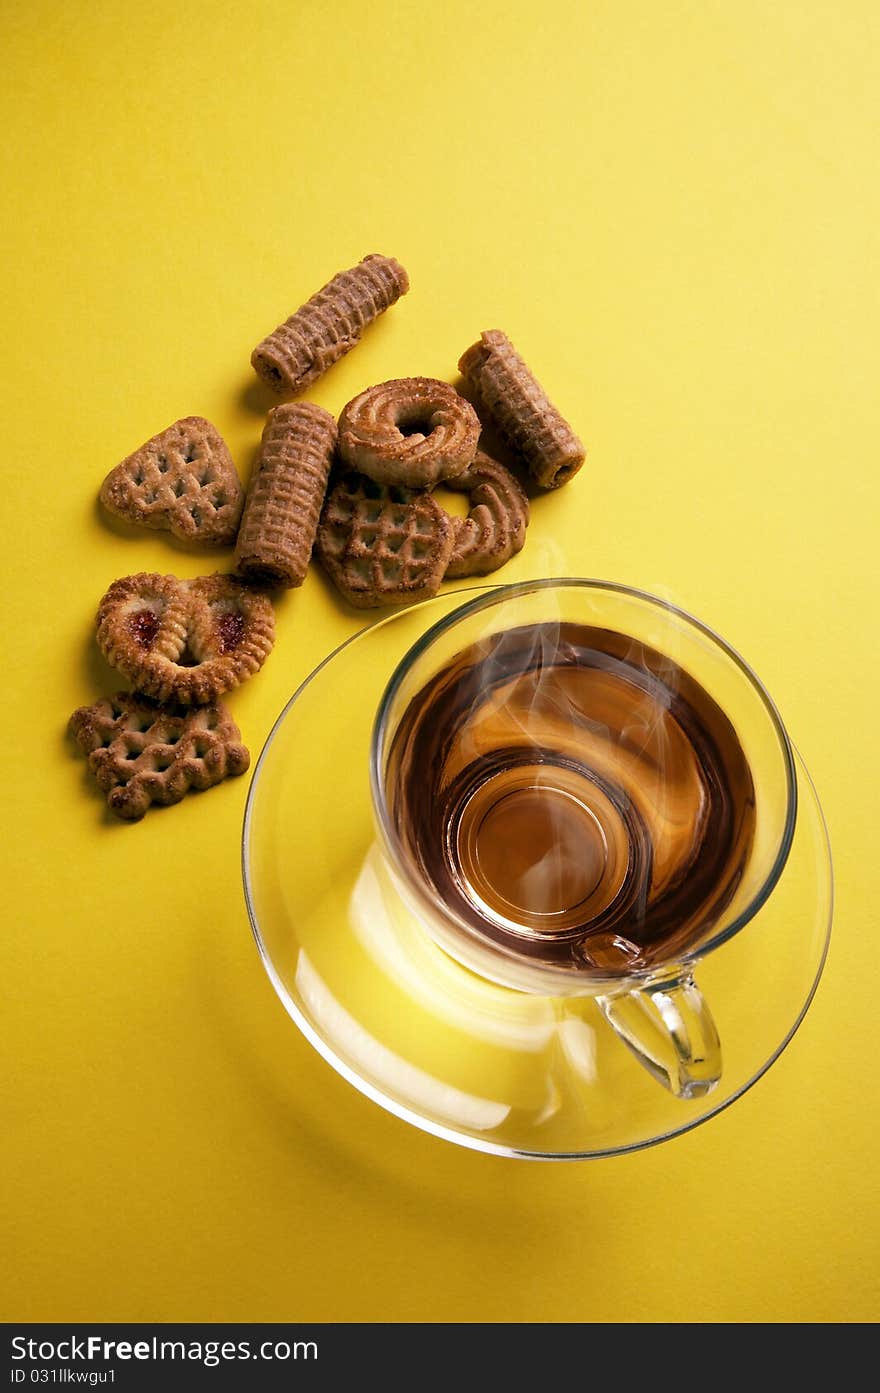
[384,622,756,975]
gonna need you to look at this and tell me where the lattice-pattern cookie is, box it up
[69,692,249,821]
[251,254,409,395]
[316,475,454,609]
[234,402,336,588]
[337,377,480,487]
[458,331,585,489]
[444,451,530,577]
[96,572,275,705]
[99,417,244,545]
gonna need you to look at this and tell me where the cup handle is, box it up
[596,973,722,1099]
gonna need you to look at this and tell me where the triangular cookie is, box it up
[99,416,244,546]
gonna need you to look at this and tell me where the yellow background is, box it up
[2,0,878,1323]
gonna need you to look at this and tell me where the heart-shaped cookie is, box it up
[99,417,244,546]
[95,572,274,705]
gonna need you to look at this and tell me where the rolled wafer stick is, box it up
[234,403,337,588]
[458,330,585,489]
[251,254,410,394]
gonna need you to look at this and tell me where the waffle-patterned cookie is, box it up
[251,254,409,395]
[337,377,480,488]
[96,572,275,705]
[99,417,244,545]
[69,692,249,821]
[458,331,585,489]
[316,475,454,609]
[444,451,530,578]
[234,403,336,588]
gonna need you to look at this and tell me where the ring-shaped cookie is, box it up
[96,572,275,705]
[337,377,480,487]
[443,451,530,578]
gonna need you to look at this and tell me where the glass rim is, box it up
[369,576,798,982]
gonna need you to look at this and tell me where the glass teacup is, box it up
[371,579,796,1098]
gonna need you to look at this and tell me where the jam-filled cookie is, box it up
[95,572,274,705]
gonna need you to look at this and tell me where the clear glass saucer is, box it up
[242,586,832,1159]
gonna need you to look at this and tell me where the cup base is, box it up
[454,763,619,931]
